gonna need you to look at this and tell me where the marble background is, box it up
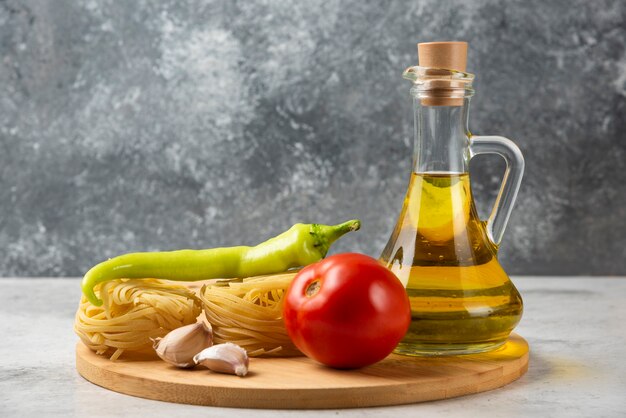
[0,0,624,277]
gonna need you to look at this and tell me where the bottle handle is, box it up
[469,136,525,246]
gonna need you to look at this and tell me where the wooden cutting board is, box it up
[75,333,528,409]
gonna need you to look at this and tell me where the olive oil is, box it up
[381,173,523,355]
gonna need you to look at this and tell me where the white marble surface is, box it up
[1,277,625,418]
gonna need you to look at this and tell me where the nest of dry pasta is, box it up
[198,272,301,357]
[74,279,202,360]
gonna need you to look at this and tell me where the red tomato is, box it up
[283,253,410,369]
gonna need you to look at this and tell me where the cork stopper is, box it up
[417,41,468,106]
[418,41,467,72]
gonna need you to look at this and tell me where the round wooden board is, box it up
[76,334,528,409]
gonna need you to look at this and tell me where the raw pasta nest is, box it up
[74,279,201,360]
[199,272,301,357]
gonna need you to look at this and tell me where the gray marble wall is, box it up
[1,0,624,277]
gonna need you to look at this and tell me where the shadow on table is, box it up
[526,349,591,383]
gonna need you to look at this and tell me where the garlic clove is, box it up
[153,322,213,368]
[193,343,249,377]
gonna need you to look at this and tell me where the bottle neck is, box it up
[412,98,471,173]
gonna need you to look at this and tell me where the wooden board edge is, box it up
[76,340,529,409]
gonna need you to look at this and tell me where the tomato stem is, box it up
[305,280,321,297]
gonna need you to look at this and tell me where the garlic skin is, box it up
[153,322,213,368]
[193,343,249,377]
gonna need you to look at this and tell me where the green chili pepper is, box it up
[81,219,361,306]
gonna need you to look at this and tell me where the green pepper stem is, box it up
[311,219,361,257]
[325,219,361,244]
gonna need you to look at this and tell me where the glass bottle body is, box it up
[381,80,524,356]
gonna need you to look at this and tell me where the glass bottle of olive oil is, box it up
[381,42,525,355]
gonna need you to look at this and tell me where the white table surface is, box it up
[1,277,625,418]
